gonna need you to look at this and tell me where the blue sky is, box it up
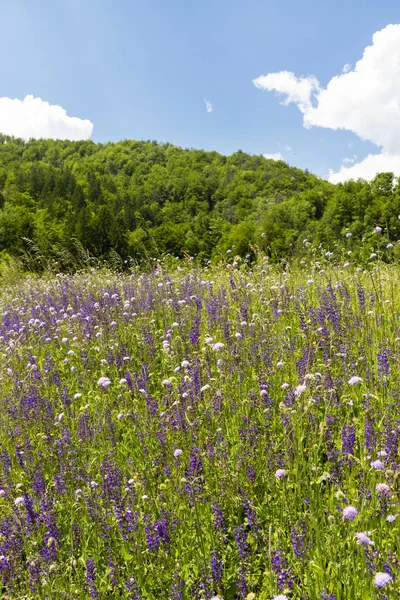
[1,0,400,180]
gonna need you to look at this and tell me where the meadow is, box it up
[1,254,400,599]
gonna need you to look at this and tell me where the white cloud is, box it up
[263,152,284,161]
[342,155,358,166]
[204,98,214,113]
[254,71,320,113]
[329,153,400,183]
[0,95,93,140]
[253,24,400,182]
[342,63,352,74]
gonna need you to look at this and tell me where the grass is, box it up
[0,256,399,599]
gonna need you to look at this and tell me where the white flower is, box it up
[374,226,382,233]
[162,379,171,386]
[14,497,24,506]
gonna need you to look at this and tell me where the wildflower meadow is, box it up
[1,255,400,599]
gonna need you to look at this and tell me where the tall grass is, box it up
[0,256,399,598]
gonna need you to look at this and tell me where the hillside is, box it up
[0,135,399,265]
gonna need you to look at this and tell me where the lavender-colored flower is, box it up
[376,483,390,495]
[374,226,382,233]
[386,514,396,522]
[355,532,375,546]
[272,596,289,600]
[275,469,287,479]
[374,572,392,588]
[343,506,358,521]
[348,376,363,385]
[212,342,225,351]
[370,459,384,470]
[294,384,306,396]
[174,449,183,457]
[97,376,111,388]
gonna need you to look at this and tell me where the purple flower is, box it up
[376,483,390,495]
[97,376,111,388]
[174,449,183,457]
[343,506,358,521]
[370,460,384,470]
[355,532,375,546]
[374,572,392,588]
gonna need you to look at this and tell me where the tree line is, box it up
[1,134,400,266]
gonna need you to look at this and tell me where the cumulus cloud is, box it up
[0,95,93,140]
[329,153,400,183]
[263,152,284,161]
[253,24,400,182]
[204,98,214,113]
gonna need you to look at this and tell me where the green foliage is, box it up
[0,134,400,265]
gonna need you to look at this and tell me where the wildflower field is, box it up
[1,257,400,599]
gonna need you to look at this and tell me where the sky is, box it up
[1,0,400,182]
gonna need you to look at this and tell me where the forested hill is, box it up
[1,134,400,265]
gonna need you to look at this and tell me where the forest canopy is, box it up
[1,134,400,266]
